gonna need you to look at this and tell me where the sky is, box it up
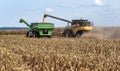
[0,0,120,27]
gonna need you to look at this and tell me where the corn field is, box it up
[0,34,120,71]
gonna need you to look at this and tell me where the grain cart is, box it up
[42,14,93,37]
[19,19,54,37]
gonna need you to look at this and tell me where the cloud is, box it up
[45,8,54,13]
[94,0,104,6]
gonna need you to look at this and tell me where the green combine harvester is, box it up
[19,19,54,38]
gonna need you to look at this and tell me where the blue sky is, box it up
[0,0,120,27]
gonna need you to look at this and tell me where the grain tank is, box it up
[20,19,54,37]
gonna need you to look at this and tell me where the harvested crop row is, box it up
[0,35,120,71]
[0,30,27,35]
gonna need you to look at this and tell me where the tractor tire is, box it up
[63,29,74,37]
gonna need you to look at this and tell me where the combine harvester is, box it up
[43,14,93,37]
[20,14,93,38]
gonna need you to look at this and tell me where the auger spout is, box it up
[19,19,33,30]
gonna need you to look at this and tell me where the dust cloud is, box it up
[81,27,120,39]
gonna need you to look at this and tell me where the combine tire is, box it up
[75,31,83,38]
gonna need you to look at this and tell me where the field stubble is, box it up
[0,35,120,71]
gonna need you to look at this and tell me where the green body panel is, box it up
[39,29,53,36]
[38,23,54,36]
[38,23,54,29]
[20,19,54,37]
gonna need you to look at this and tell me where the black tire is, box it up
[63,29,74,37]
[29,31,34,37]
[32,31,39,38]
[47,36,52,38]
[32,32,36,38]
[35,32,40,38]
[75,31,83,38]
[26,31,39,38]
[26,31,31,37]
[26,31,29,37]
